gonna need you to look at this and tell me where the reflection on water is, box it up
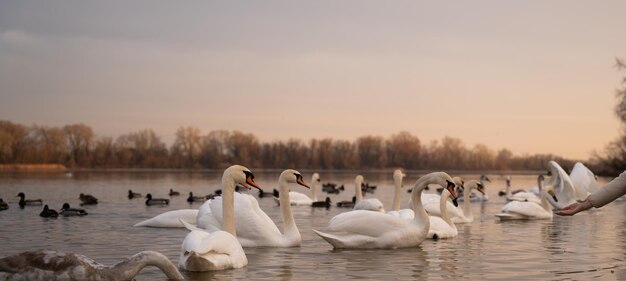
[0,171,623,280]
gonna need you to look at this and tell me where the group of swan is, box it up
[495,174,558,220]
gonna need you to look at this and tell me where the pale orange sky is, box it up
[1,1,625,159]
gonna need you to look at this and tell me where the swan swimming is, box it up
[179,165,260,271]
[274,173,320,206]
[386,169,414,219]
[353,175,385,212]
[427,188,459,239]
[506,176,542,204]
[422,177,467,222]
[313,172,457,249]
[197,169,309,247]
[0,250,183,280]
[495,175,558,220]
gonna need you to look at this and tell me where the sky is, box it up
[1,1,625,160]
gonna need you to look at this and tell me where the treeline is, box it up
[0,120,579,171]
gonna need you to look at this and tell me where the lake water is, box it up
[0,170,624,280]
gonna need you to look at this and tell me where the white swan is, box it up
[495,176,558,220]
[428,188,458,239]
[179,165,259,271]
[506,176,542,204]
[452,180,483,223]
[422,177,466,221]
[387,169,414,219]
[196,169,309,247]
[569,162,599,194]
[546,161,588,209]
[353,175,385,212]
[134,209,199,228]
[274,173,319,206]
[313,172,457,249]
[0,250,183,280]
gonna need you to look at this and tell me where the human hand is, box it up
[555,199,593,216]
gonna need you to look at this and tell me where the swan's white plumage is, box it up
[547,161,588,208]
[286,191,313,205]
[134,209,198,228]
[314,172,455,249]
[427,189,457,239]
[507,192,541,204]
[422,193,463,218]
[569,162,599,194]
[354,198,385,212]
[178,229,247,271]
[496,177,555,220]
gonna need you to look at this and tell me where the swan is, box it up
[17,192,42,208]
[0,250,183,280]
[274,173,320,206]
[506,176,542,204]
[428,188,458,239]
[422,177,466,220]
[313,172,457,249]
[386,169,414,219]
[134,209,199,227]
[353,175,385,212]
[179,165,260,271]
[569,162,600,194]
[545,161,588,209]
[197,169,309,247]
[495,176,558,220]
[145,194,169,206]
[60,203,88,216]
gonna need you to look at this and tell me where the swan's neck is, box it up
[410,177,430,231]
[355,178,363,202]
[440,190,453,226]
[392,177,402,211]
[221,176,236,236]
[462,187,473,221]
[539,182,551,211]
[505,181,512,197]
[105,251,183,280]
[279,179,300,242]
[311,177,318,202]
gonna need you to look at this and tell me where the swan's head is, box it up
[312,173,320,183]
[393,169,406,185]
[465,180,485,195]
[423,172,458,200]
[480,175,491,182]
[224,165,261,191]
[280,169,310,189]
[544,185,558,202]
[452,177,464,189]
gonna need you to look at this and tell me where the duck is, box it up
[145,194,170,206]
[0,250,183,280]
[134,209,199,228]
[427,188,459,239]
[39,205,58,218]
[79,193,98,205]
[60,203,88,216]
[313,172,457,249]
[179,165,260,271]
[197,169,309,247]
[323,184,344,194]
[17,192,43,208]
[336,196,356,208]
[187,192,207,203]
[0,198,8,211]
[495,177,558,220]
[311,197,332,208]
[273,173,320,206]
[353,175,385,212]
[128,190,141,199]
[386,169,415,219]
[169,188,181,196]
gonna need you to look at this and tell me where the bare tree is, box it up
[63,123,95,167]
[172,126,202,168]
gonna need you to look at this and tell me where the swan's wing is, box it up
[550,161,580,205]
[354,198,385,212]
[134,209,198,227]
[179,230,247,270]
[288,191,313,205]
[197,199,222,232]
[327,210,410,237]
[422,194,441,215]
[501,201,551,218]
[570,162,599,194]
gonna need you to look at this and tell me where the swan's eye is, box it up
[184,251,190,255]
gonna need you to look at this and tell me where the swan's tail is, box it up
[313,229,343,248]
[180,220,203,232]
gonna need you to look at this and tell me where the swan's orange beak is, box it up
[241,175,261,191]
[297,176,310,189]
[548,190,558,202]
[445,180,458,199]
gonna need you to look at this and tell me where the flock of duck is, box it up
[0,160,601,280]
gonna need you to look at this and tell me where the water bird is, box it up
[505,176,542,204]
[424,179,483,223]
[179,165,258,271]
[386,170,414,219]
[0,199,8,211]
[39,205,58,218]
[145,194,169,206]
[197,169,308,247]
[169,188,180,196]
[313,172,457,249]
[322,183,344,194]
[311,197,331,208]
[187,192,207,203]
[134,209,198,228]
[336,196,356,208]
[16,192,42,208]
[128,190,141,199]
[60,203,88,216]
[496,177,558,220]
[0,250,183,280]
[353,175,385,212]
[273,173,320,206]
[427,188,459,239]
[79,193,98,205]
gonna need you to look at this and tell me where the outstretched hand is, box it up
[555,199,593,216]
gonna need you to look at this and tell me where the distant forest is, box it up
[0,119,582,172]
